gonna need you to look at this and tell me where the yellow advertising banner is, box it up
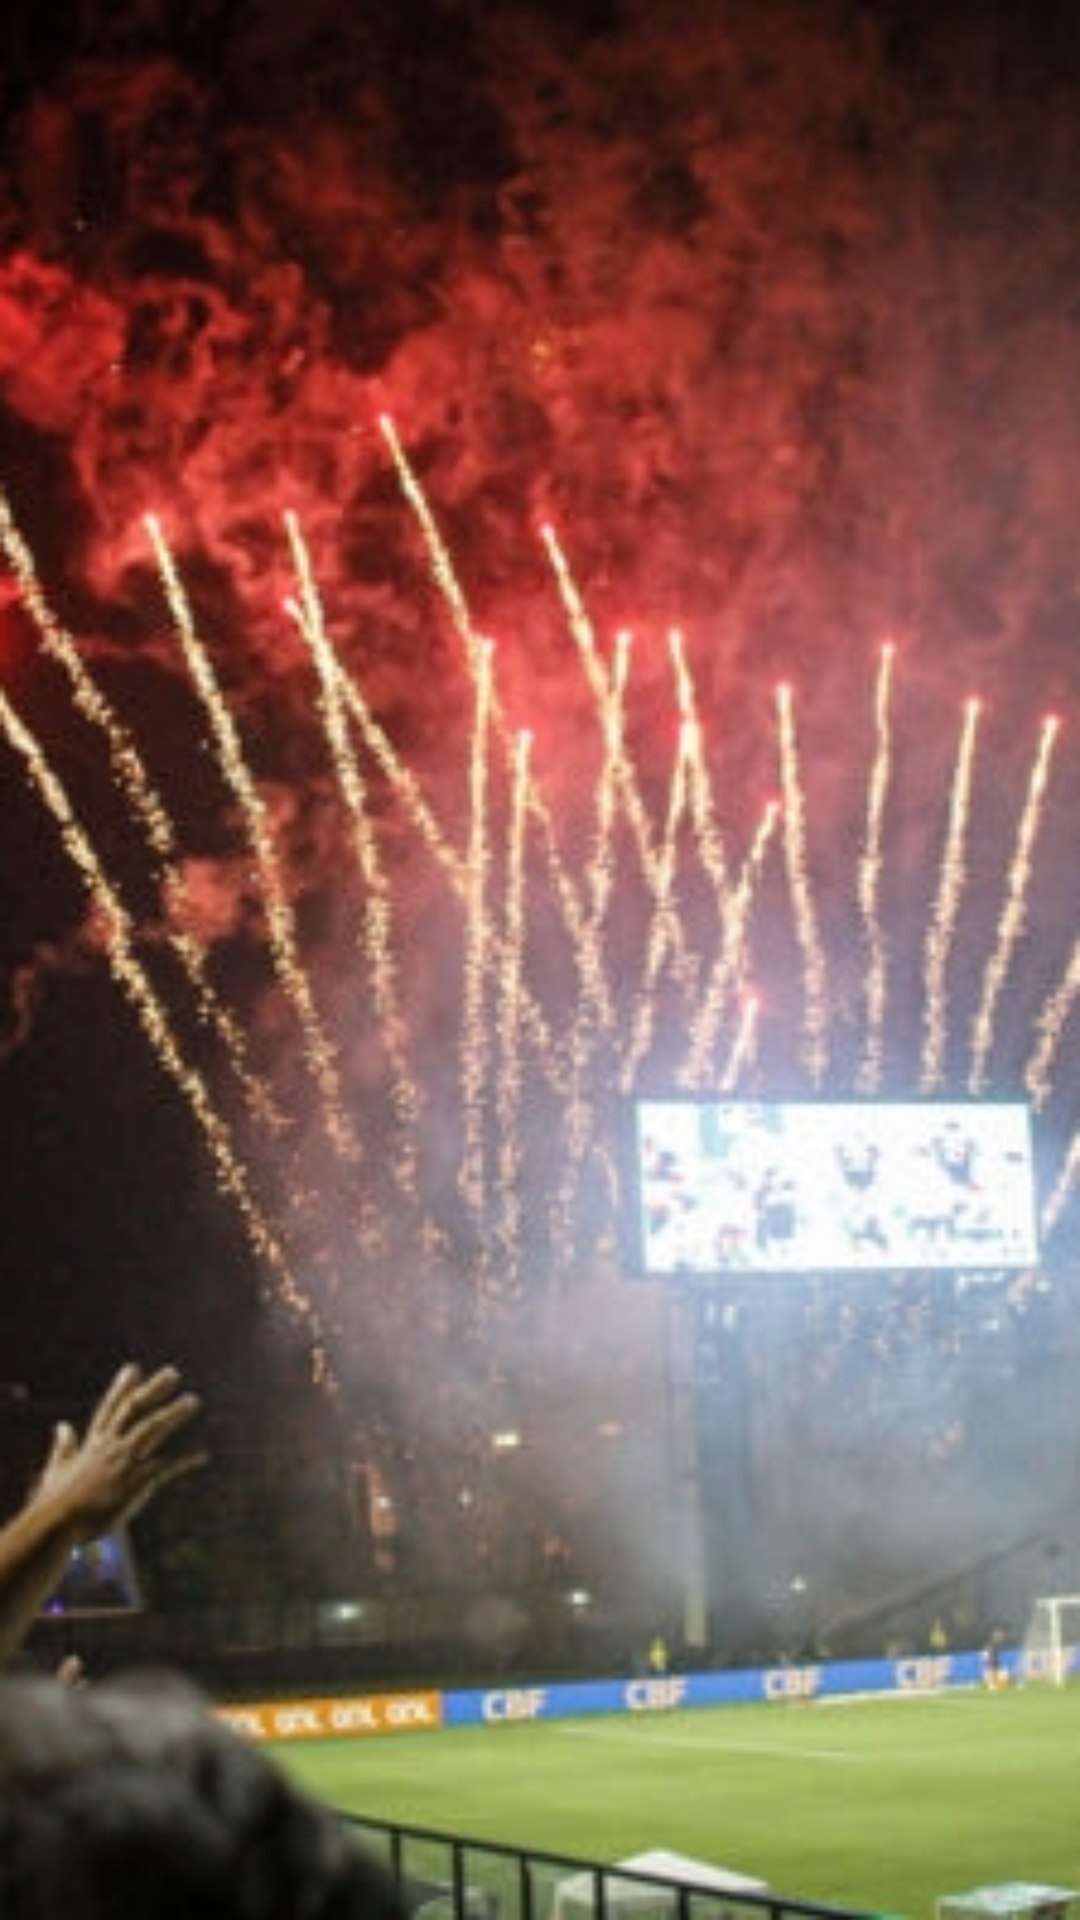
[216,1690,443,1741]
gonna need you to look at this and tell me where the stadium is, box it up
[4,4,1080,1919]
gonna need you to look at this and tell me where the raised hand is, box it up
[1,1363,207,1666]
[34,1364,206,1541]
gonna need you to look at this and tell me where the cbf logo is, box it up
[764,1666,822,1701]
[482,1689,547,1722]
[896,1657,951,1691]
[625,1678,686,1712]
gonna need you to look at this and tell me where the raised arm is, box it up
[0,1363,205,1666]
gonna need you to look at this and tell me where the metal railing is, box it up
[342,1812,876,1920]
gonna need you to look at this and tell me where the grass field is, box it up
[276,1687,1080,1919]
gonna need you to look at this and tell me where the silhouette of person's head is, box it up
[0,1672,401,1920]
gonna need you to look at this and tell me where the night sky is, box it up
[3,0,1080,1480]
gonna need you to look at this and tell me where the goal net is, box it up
[1020,1595,1080,1685]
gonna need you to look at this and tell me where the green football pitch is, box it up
[275,1687,1080,1920]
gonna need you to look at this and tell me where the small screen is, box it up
[631,1099,1038,1277]
[43,1531,142,1615]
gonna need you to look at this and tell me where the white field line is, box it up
[553,1723,864,1763]
[816,1686,978,1706]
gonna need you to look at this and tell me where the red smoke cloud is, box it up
[2,4,1079,728]
[3,0,1080,1311]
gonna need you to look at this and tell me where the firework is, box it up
[538,522,607,705]
[921,697,981,1092]
[495,729,531,1294]
[776,683,829,1085]
[1043,1132,1080,1236]
[459,636,493,1227]
[970,715,1060,1093]
[586,626,633,932]
[335,655,566,1091]
[9,444,1080,1334]
[0,684,323,1354]
[0,493,283,1134]
[668,625,694,720]
[380,420,606,1051]
[585,628,633,926]
[1026,941,1080,1111]
[379,414,476,660]
[525,773,613,1033]
[680,799,779,1089]
[546,632,633,1271]
[620,721,693,1091]
[284,513,422,1193]
[516,769,606,1267]
[856,643,895,1094]
[548,1047,593,1273]
[670,628,729,912]
[721,992,760,1093]
[339,670,465,886]
[144,514,361,1167]
[540,524,695,989]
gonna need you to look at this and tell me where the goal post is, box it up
[1020,1595,1080,1686]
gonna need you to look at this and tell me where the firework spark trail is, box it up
[0,683,327,1358]
[379,416,609,1043]
[856,643,895,1094]
[619,721,693,1091]
[546,632,634,1273]
[668,625,695,722]
[144,514,361,1166]
[505,773,601,1259]
[335,664,567,1091]
[379,413,475,660]
[284,513,423,1193]
[680,799,779,1088]
[1043,1132,1080,1236]
[1025,940,1080,1111]
[495,730,531,1295]
[548,1031,594,1274]
[552,625,627,1236]
[585,627,633,931]
[969,714,1060,1093]
[570,626,632,1047]
[539,524,696,990]
[721,992,760,1093]
[776,683,829,1085]
[339,670,466,888]
[593,1139,622,1220]
[459,637,493,1228]
[672,634,739,1066]
[669,628,729,913]
[524,775,613,1032]
[0,493,284,1134]
[921,696,982,1092]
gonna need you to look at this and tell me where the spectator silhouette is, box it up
[0,1670,401,1920]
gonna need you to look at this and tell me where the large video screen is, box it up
[631,1099,1038,1276]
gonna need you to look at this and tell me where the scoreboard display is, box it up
[629,1099,1038,1278]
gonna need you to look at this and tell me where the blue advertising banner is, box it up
[443,1650,991,1728]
